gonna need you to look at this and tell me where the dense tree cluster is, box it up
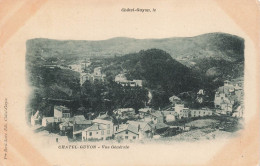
[81,80,148,115]
[103,49,218,108]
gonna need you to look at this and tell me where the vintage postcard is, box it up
[0,0,259,166]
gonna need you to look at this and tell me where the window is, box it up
[56,138,59,143]
[107,130,110,134]
[96,132,99,134]
[89,132,92,136]
[101,130,104,135]
[107,124,110,129]
[133,136,136,139]
[125,136,128,139]
[125,131,128,134]
[63,113,70,118]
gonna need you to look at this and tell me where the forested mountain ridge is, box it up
[26,32,244,63]
[102,49,223,108]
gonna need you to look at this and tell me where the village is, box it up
[30,59,244,144]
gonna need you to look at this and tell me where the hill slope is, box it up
[103,49,216,108]
[26,32,244,63]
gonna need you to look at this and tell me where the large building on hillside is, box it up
[113,108,136,117]
[79,67,106,85]
[114,73,143,87]
[190,108,213,117]
[54,106,71,119]
[174,104,189,119]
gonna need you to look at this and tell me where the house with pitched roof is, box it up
[150,111,164,124]
[42,117,60,127]
[31,110,41,126]
[92,119,114,139]
[127,121,154,139]
[59,121,73,136]
[154,122,169,134]
[72,115,92,140]
[82,124,106,141]
[114,124,139,141]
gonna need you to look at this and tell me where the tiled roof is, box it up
[155,123,169,129]
[115,124,139,135]
[151,111,163,118]
[86,124,105,131]
[127,121,151,131]
[60,121,73,127]
[73,115,86,121]
[54,105,70,111]
[93,119,112,124]
[75,120,92,125]
[96,114,113,120]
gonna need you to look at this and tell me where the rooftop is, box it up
[127,121,152,131]
[155,123,169,129]
[85,124,106,131]
[151,111,163,118]
[93,118,112,124]
[60,121,73,127]
[54,105,70,112]
[115,124,139,135]
[73,115,85,120]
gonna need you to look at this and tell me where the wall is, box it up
[54,109,63,118]
[115,130,139,140]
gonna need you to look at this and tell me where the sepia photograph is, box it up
[0,0,259,166]
[26,33,245,144]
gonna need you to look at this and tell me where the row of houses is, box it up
[80,103,212,141]
[32,104,184,142]
[31,106,159,142]
[31,93,240,143]
[137,104,213,122]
